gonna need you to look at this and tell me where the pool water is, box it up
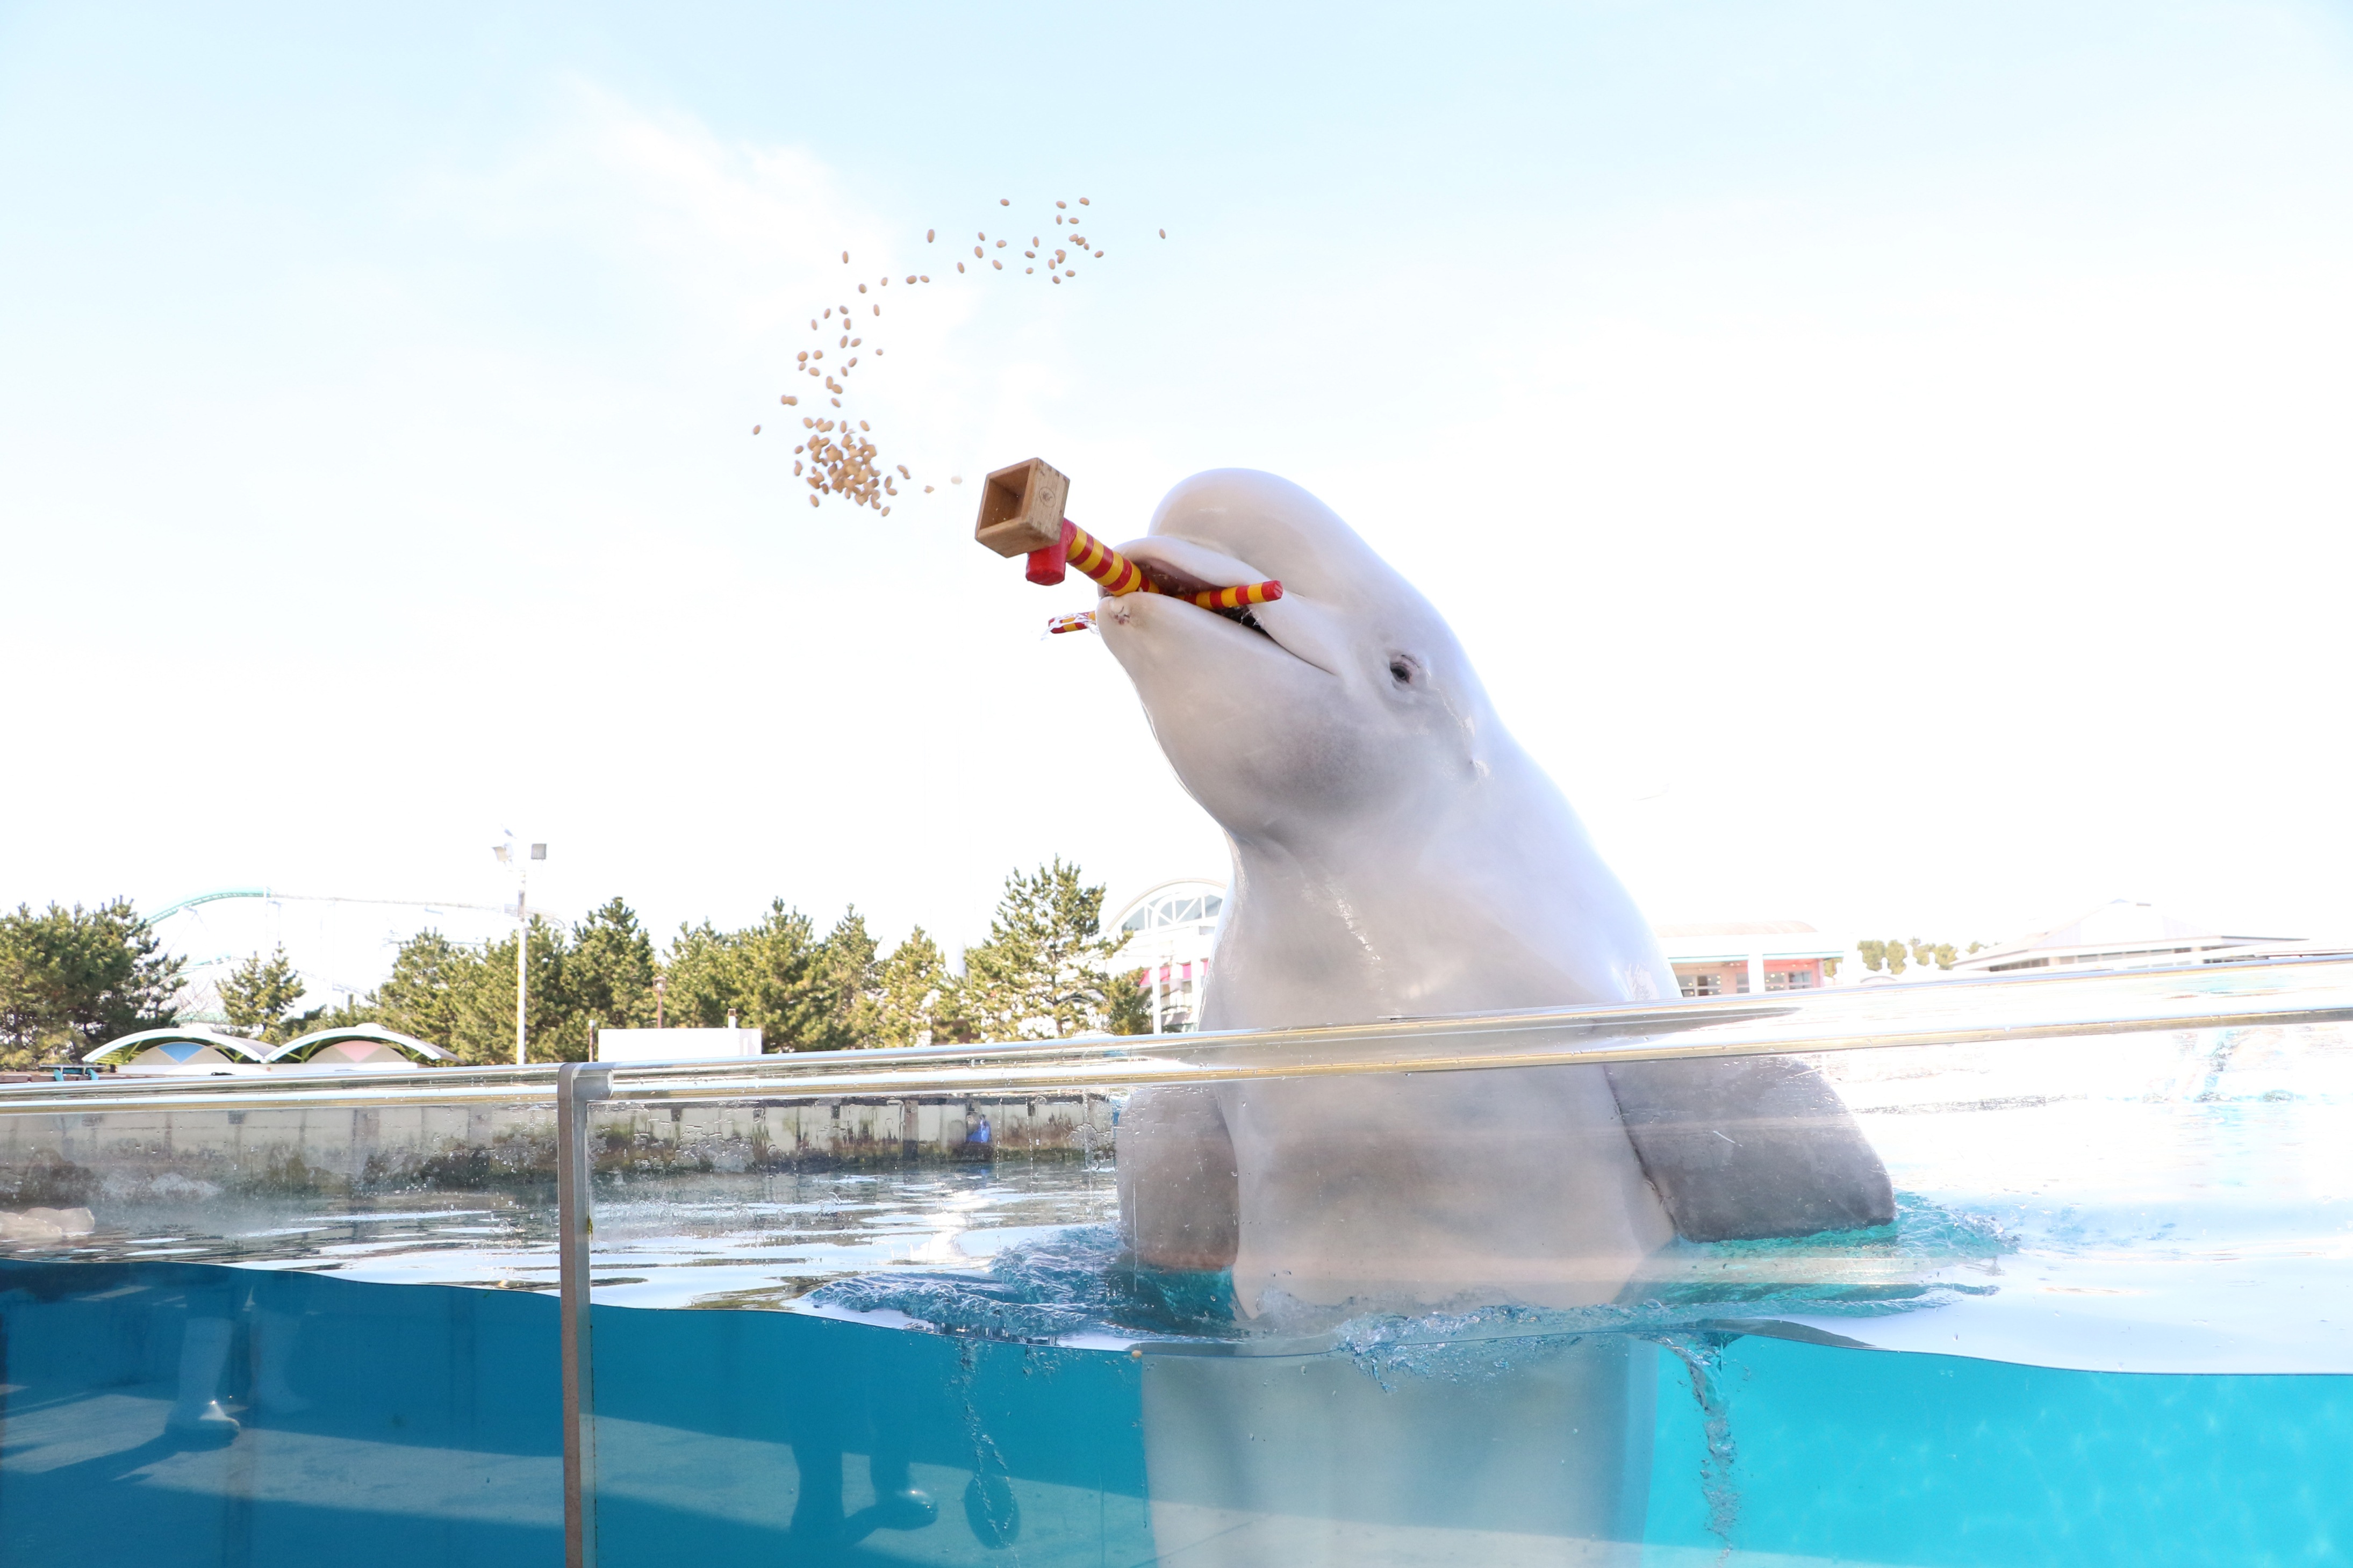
[0,1260,561,1567]
[6,1245,2349,1565]
[7,1030,2351,1567]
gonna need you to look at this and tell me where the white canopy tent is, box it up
[83,1027,269,1076]
[263,1024,456,1071]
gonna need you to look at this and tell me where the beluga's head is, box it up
[1098,470,1509,850]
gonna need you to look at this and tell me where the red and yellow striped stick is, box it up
[1050,520,1283,608]
[1187,580,1282,612]
[1060,520,1148,596]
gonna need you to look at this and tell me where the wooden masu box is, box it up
[974,457,1070,557]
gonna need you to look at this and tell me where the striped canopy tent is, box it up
[84,1027,269,1075]
[264,1024,455,1071]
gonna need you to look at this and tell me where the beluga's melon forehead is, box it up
[1143,469,1429,615]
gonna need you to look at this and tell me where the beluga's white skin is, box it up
[1096,469,1891,1563]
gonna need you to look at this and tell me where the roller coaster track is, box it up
[148,888,508,922]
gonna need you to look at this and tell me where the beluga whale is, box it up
[1079,467,1891,1563]
[1097,467,1892,1309]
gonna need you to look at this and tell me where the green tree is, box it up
[873,926,951,1047]
[368,930,483,1055]
[665,902,813,1037]
[1104,969,1154,1035]
[300,993,376,1032]
[1856,934,1984,977]
[568,898,659,1032]
[661,917,749,1028]
[465,916,578,1064]
[959,859,1117,1040]
[1912,940,1959,971]
[363,899,660,1062]
[797,910,879,1051]
[219,944,310,1043]
[0,898,184,1067]
[664,902,880,1052]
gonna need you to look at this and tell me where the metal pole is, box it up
[515,869,529,1067]
[557,1061,609,1568]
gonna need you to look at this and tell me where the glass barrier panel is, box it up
[577,992,2353,1567]
[2,963,2344,1567]
[579,1091,1135,1562]
[0,1085,567,1567]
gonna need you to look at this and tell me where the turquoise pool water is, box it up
[7,1040,2350,1566]
[0,1260,561,1566]
[6,1240,2348,1565]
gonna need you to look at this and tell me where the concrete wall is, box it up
[0,1094,1117,1205]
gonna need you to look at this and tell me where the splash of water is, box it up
[807,1224,1235,1341]
[807,1192,2008,1355]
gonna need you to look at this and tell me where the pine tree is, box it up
[369,930,482,1056]
[467,916,576,1063]
[795,909,879,1051]
[959,859,1117,1041]
[661,917,757,1029]
[219,945,308,1044]
[874,926,950,1047]
[664,901,816,1040]
[0,898,184,1067]
[658,902,869,1049]
[568,898,660,1031]
[1104,969,1154,1035]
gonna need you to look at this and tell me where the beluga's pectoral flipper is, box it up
[1606,1056,1895,1242]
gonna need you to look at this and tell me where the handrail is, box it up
[1,954,2345,1116]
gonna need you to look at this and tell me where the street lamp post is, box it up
[494,835,548,1066]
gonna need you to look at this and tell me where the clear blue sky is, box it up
[6,1,2350,967]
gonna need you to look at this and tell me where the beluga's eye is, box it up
[1389,657,1417,686]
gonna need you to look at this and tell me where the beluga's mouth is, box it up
[1124,552,1276,639]
[971,456,1286,641]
